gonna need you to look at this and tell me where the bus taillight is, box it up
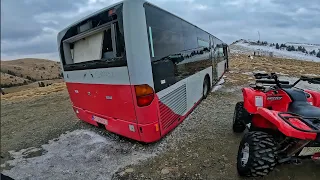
[134,84,154,107]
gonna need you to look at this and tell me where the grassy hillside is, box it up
[1,58,62,87]
[1,72,30,85]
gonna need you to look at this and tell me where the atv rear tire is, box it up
[232,102,250,133]
[237,131,277,177]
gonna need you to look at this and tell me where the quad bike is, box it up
[232,73,320,177]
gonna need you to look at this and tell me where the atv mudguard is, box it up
[252,108,318,141]
[305,90,320,107]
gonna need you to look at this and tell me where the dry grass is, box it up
[2,79,64,94]
[1,82,66,102]
[224,53,320,86]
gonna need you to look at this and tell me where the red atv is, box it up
[232,73,320,177]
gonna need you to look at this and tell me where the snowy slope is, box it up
[286,43,320,53]
[232,41,320,62]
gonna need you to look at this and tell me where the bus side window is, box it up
[115,22,125,57]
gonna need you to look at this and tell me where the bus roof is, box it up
[58,0,224,44]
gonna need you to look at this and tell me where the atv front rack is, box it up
[278,112,320,133]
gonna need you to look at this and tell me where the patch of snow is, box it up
[242,72,253,76]
[212,85,223,92]
[217,78,225,85]
[304,74,320,77]
[212,78,225,92]
[252,70,267,74]
[277,72,289,76]
[2,130,162,180]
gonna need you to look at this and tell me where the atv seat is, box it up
[283,88,309,101]
[288,101,320,118]
[284,88,320,118]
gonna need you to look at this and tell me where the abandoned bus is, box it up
[57,0,229,142]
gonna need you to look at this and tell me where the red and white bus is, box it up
[57,0,228,143]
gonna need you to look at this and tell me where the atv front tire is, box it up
[232,102,250,133]
[237,131,277,177]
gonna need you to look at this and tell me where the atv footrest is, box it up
[278,112,320,133]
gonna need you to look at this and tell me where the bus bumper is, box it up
[72,106,161,143]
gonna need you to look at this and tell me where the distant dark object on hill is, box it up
[1,173,14,180]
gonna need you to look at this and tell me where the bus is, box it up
[57,0,229,143]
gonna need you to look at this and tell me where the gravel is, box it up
[1,72,319,179]
[1,87,320,180]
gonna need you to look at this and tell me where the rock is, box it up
[125,168,134,173]
[119,171,126,176]
[161,168,170,174]
[222,155,228,161]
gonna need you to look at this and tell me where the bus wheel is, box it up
[202,76,210,99]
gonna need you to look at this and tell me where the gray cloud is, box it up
[1,0,320,60]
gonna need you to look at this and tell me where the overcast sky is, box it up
[1,0,320,61]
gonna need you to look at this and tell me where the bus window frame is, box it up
[62,20,120,65]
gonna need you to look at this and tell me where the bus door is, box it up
[210,36,218,81]
[223,44,229,69]
[214,44,226,80]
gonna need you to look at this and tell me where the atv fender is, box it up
[242,88,265,114]
[253,108,318,140]
[242,88,292,114]
[305,90,320,107]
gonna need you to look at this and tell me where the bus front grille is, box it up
[159,84,187,130]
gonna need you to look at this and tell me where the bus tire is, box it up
[202,76,210,99]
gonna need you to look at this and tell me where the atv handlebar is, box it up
[301,76,320,84]
[254,73,271,79]
[256,79,290,85]
[253,73,320,89]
